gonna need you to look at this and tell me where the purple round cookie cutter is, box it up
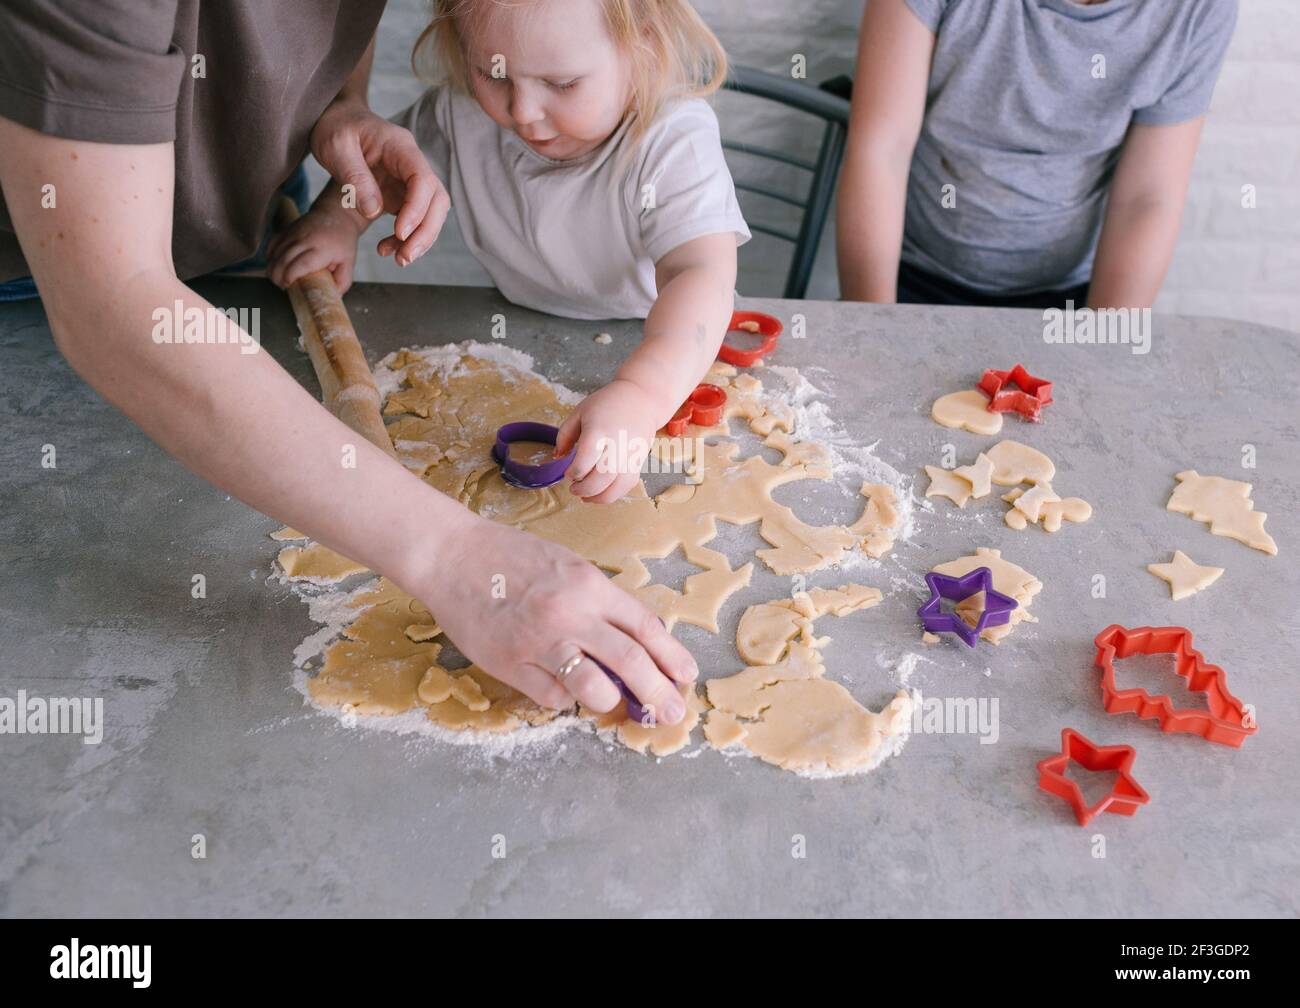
[917,566,1019,648]
[491,421,575,489]
[592,617,670,725]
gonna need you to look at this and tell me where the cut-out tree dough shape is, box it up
[1166,470,1277,555]
[704,587,912,774]
[931,389,1003,435]
[1147,550,1224,600]
[285,344,906,758]
[930,547,1041,644]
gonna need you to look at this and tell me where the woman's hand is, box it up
[267,205,364,292]
[555,379,668,503]
[418,514,698,723]
[309,99,450,268]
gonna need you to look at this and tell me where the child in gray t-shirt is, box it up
[836,0,1237,308]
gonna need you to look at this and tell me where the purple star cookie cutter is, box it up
[491,421,575,489]
[917,566,1019,647]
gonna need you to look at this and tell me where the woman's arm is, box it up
[0,116,696,721]
[836,0,934,302]
[1087,118,1205,310]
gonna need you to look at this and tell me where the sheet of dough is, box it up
[285,347,907,758]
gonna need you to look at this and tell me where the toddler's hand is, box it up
[267,206,364,294]
[555,379,666,503]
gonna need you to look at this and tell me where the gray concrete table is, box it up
[2,277,1297,918]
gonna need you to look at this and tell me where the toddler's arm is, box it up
[836,0,934,303]
[557,232,737,503]
[1088,119,1206,310]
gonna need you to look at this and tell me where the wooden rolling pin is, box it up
[274,195,397,459]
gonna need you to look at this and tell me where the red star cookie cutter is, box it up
[977,363,1053,420]
[717,311,782,367]
[662,383,727,436]
[1094,624,1257,748]
[1037,728,1150,827]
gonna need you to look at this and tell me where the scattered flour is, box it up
[759,365,918,546]
[373,340,583,406]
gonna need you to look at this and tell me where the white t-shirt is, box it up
[392,85,750,320]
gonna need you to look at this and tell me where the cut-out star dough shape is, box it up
[1147,550,1224,600]
[924,451,996,509]
[953,452,994,497]
[931,389,1003,435]
[1166,470,1277,555]
[925,464,977,508]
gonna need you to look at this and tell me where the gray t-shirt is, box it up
[393,86,750,320]
[900,0,1237,294]
[0,0,385,283]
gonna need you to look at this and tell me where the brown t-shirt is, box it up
[0,0,387,283]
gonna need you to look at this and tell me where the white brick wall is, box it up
[324,0,1300,334]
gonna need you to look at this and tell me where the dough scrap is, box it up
[706,589,911,775]
[735,584,883,665]
[581,683,706,757]
[277,542,370,582]
[930,547,1041,644]
[985,439,1055,486]
[847,483,903,558]
[1009,482,1061,523]
[1002,487,1092,532]
[1147,550,1225,600]
[931,390,1003,435]
[288,346,907,759]
[1166,470,1277,555]
[952,452,994,498]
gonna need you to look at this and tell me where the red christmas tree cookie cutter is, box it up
[977,363,1052,420]
[1093,623,1257,748]
[1037,728,1150,827]
[662,383,726,436]
[718,310,782,367]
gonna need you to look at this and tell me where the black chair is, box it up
[720,66,852,299]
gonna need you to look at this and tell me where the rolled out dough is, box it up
[285,345,907,761]
[705,588,912,775]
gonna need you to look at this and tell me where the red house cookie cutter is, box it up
[978,363,1053,420]
[662,383,727,436]
[1037,728,1150,827]
[718,310,782,367]
[1093,624,1257,748]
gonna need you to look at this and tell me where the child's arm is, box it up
[836,0,934,303]
[556,232,737,503]
[1087,119,1206,310]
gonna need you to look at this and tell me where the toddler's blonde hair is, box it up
[412,0,728,152]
